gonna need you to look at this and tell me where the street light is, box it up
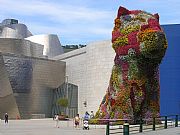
[65,75,69,116]
[65,75,68,99]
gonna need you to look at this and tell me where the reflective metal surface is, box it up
[0,38,44,58]
[0,53,65,119]
[26,34,64,58]
[0,19,66,119]
[0,54,20,118]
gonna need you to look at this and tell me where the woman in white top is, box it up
[55,114,59,128]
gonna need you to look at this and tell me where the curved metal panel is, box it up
[2,54,65,118]
[4,56,33,93]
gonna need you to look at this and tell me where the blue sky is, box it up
[0,0,180,45]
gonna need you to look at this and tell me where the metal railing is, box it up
[104,114,179,135]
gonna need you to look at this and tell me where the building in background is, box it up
[62,44,86,53]
[53,40,115,117]
[0,19,67,119]
[160,24,180,116]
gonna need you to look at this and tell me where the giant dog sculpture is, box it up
[96,6,167,122]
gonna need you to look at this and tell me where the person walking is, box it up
[90,111,94,119]
[84,112,90,120]
[74,114,80,128]
[4,113,8,124]
[54,114,59,128]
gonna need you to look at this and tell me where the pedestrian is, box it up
[74,114,80,128]
[54,114,59,128]
[4,113,8,124]
[90,111,94,119]
[84,111,90,120]
[53,114,56,120]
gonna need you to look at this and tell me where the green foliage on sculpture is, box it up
[96,6,167,123]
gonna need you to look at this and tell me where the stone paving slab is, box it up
[0,119,180,135]
[135,127,180,135]
[0,119,105,135]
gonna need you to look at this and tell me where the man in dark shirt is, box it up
[5,113,8,124]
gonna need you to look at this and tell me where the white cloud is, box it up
[0,0,113,22]
[0,0,179,44]
[25,20,112,45]
[0,0,114,44]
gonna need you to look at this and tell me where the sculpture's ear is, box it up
[154,13,159,21]
[117,6,130,17]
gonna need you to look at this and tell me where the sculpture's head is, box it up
[112,6,167,64]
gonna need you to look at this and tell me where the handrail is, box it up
[103,114,180,135]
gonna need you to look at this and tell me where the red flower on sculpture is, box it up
[112,30,123,43]
[148,18,161,30]
[117,6,130,17]
[141,24,149,31]
[131,10,141,15]
[128,31,138,45]
[111,99,116,106]
[116,44,140,55]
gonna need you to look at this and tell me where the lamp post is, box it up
[65,75,69,116]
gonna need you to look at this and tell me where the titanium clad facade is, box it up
[0,54,20,118]
[0,38,44,58]
[0,53,65,119]
[26,34,64,58]
[0,19,67,119]
[0,19,32,39]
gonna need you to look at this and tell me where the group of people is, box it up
[74,111,94,128]
[52,111,95,128]
[3,111,95,129]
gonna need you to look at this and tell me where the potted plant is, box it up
[56,98,68,120]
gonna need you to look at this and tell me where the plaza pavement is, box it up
[0,119,180,135]
[0,119,105,135]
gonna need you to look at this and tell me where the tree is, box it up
[57,98,68,107]
[56,98,68,116]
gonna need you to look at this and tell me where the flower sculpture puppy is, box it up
[96,6,167,123]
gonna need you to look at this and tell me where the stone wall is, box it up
[54,40,115,116]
